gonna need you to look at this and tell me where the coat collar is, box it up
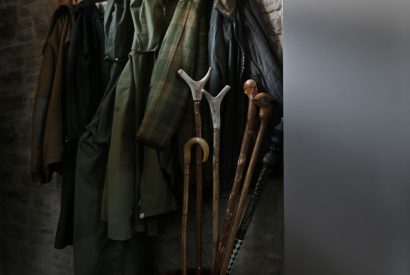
[214,0,236,18]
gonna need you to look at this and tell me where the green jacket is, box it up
[103,0,210,241]
[73,0,209,273]
[73,1,141,274]
[102,0,177,240]
[136,0,209,149]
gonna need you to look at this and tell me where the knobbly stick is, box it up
[220,93,273,275]
[226,120,283,274]
[212,80,259,275]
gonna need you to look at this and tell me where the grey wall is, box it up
[0,0,74,274]
[285,1,410,275]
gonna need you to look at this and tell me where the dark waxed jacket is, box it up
[55,1,106,249]
[102,0,178,241]
[64,0,106,144]
[31,4,74,183]
[208,2,284,274]
[209,0,283,188]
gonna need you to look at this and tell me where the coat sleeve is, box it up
[135,0,205,149]
[31,42,57,183]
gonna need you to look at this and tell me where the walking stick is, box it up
[220,93,274,275]
[212,80,259,275]
[202,86,231,263]
[182,137,210,275]
[226,120,283,274]
[178,68,212,275]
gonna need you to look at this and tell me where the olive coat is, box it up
[101,0,177,241]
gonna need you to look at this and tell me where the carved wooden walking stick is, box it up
[226,120,283,274]
[178,68,212,275]
[212,80,259,275]
[220,93,274,275]
[182,137,210,275]
[202,86,231,263]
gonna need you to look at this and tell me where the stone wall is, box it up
[0,1,282,274]
[0,0,73,274]
[257,0,283,65]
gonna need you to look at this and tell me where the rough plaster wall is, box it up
[256,0,283,65]
[0,1,283,274]
[0,0,73,274]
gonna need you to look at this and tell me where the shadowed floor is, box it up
[153,177,283,275]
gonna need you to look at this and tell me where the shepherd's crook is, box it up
[202,86,231,263]
[178,67,212,275]
[220,93,274,275]
[182,137,210,275]
[212,80,259,275]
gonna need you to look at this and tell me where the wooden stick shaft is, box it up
[220,121,268,274]
[194,101,203,275]
[226,122,282,273]
[212,128,220,263]
[226,166,273,274]
[182,162,190,275]
[212,86,257,275]
[202,86,230,266]
[178,68,211,275]
[182,137,210,275]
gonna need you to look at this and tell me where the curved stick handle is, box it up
[252,92,273,119]
[183,137,209,164]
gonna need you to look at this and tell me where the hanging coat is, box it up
[136,0,209,149]
[208,0,283,189]
[73,0,142,274]
[55,0,106,249]
[102,0,177,241]
[31,4,74,183]
[208,0,284,273]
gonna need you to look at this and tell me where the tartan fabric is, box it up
[136,0,208,148]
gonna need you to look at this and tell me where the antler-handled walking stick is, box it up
[202,86,231,263]
[226,120,283,274]
[182,137,210,275]
[178,68,212,275]
[212,80,259,275]
[220,93,274,275]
